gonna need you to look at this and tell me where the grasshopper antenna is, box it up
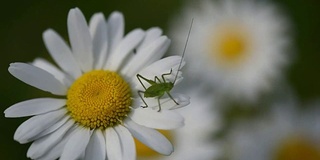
[173,18,194,84]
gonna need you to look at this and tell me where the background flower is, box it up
[169,0,292,103]
[224,100,320,160]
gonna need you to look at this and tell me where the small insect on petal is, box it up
[136,19,193,112]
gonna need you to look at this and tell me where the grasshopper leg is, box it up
[157,95,164,112]
[161,69,173,83]
[138,90,148,108]
[167,92,179,105]
[136,74,148,90]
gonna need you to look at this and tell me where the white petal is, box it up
[105,128,122,160]
[125,119,173,155]
[27,119,74,159]
[60,127,91,160]
[138,56,184,79]
[4,98,66,117]
[36,125,77,160]
[130,107,184,129]
[121,36,170,77]
[30,115,69,141]
[105,29,145,71]
[84,130,106,160]
[107,11,124,55]
[32,58,72,87]
[9,63,67,95]
[114,125,136,160]
[89,13,109,69]
[137,27,163,51]
[68,7,93,72]
[14,109,66,144]
[43,29,82,79]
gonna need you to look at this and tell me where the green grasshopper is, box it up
[136,19,193,112]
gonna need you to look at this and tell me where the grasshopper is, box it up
[136,19,193,112]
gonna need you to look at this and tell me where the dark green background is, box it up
[0,0,319,159]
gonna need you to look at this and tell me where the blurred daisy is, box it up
[5,8,190,160]
[136,87,221,160]
[225,102,320,160]
[169,0,291,102]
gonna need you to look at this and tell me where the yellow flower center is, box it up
[67,70,132,129]
[274,136,320,160]
[218,33,246,60]
[136,130,173,158]
[209,24,250,67]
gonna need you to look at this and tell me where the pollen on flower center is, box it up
[67,70,132,129]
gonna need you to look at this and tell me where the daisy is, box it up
[136,87,222,160]
[169,0,291,102]
[5,8,190,160]
[225,101,320,160]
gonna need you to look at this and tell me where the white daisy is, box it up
[225,101,320,160]
[136,87,222,160]
[169,0,291,102]
[5,7,190,160]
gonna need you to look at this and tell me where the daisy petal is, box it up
[37,125,77,160]
[122,36,170,77]
[9,63,67,95]
[4,98,66,118]
[114,125,136,160]
[68,7,93,72]
[138,56,184,79]
[105,29,145,71]
[84,130,106,160]
[107,11,124,55]
[43,29,82,79]
[130,107,184,129]
[105,128,122,160]
[89,13,109,69]
[14,109,66,144]
[125,119,173,155]
[137,27,162,51]
[30,115,69,141]
[32,58,72,87]
[60,127,91,160]
[27,120,74,159]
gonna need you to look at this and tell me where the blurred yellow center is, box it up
[218,33,246,60]
[136,130,173,158]
[274,136,320,160]
[67,70,132,129]
[209,25,249,67]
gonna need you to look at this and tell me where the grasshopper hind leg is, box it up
[167,92,180,106]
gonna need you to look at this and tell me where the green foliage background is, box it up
[0,0,319,159]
